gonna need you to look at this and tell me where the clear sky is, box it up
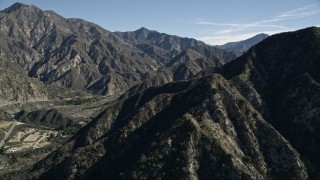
[0,0,319,45]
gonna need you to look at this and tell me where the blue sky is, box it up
[0,0,319,45]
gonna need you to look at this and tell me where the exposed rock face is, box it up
[6,27,319,179]
[217,33,269,53]
[0,3,237,96]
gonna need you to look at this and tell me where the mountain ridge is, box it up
[0,2,237,96]
[114,27,237,65]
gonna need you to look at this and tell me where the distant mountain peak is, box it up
[251,33,269,39]
[135,27,155,35]
[9,2,27,8]
[1,2,29,13]
[217,33,269,53]
[256,33,268,36]
[137,27,150,31]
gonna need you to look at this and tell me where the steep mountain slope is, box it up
[114,28,238,93]
[0,3,158,95]
[122,46,225,97]
[5,27,319,179]
[122,45,237,98]
[218,26,320,178]
[218,33,269,53]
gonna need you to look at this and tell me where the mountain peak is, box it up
[257,33,269,36]
[251,33,269,39]
[1,2,29,13]
[138,27,149,31]
[136,27,153,34]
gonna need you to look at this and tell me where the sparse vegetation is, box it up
[48,133,55,141]
[64,98,96,106]
[62,127,77,136]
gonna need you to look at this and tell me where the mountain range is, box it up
[0,3,241,98]
[1,2,319,180]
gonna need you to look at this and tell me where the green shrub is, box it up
[243,155,252,163]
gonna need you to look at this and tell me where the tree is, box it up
[0,147,4,154]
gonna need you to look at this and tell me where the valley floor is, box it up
[0,95,116,174]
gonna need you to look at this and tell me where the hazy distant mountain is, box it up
[0,3,237,96]
[217,33,269,53]
[10,27,319,179]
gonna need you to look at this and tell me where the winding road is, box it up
[0,120,17,149]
